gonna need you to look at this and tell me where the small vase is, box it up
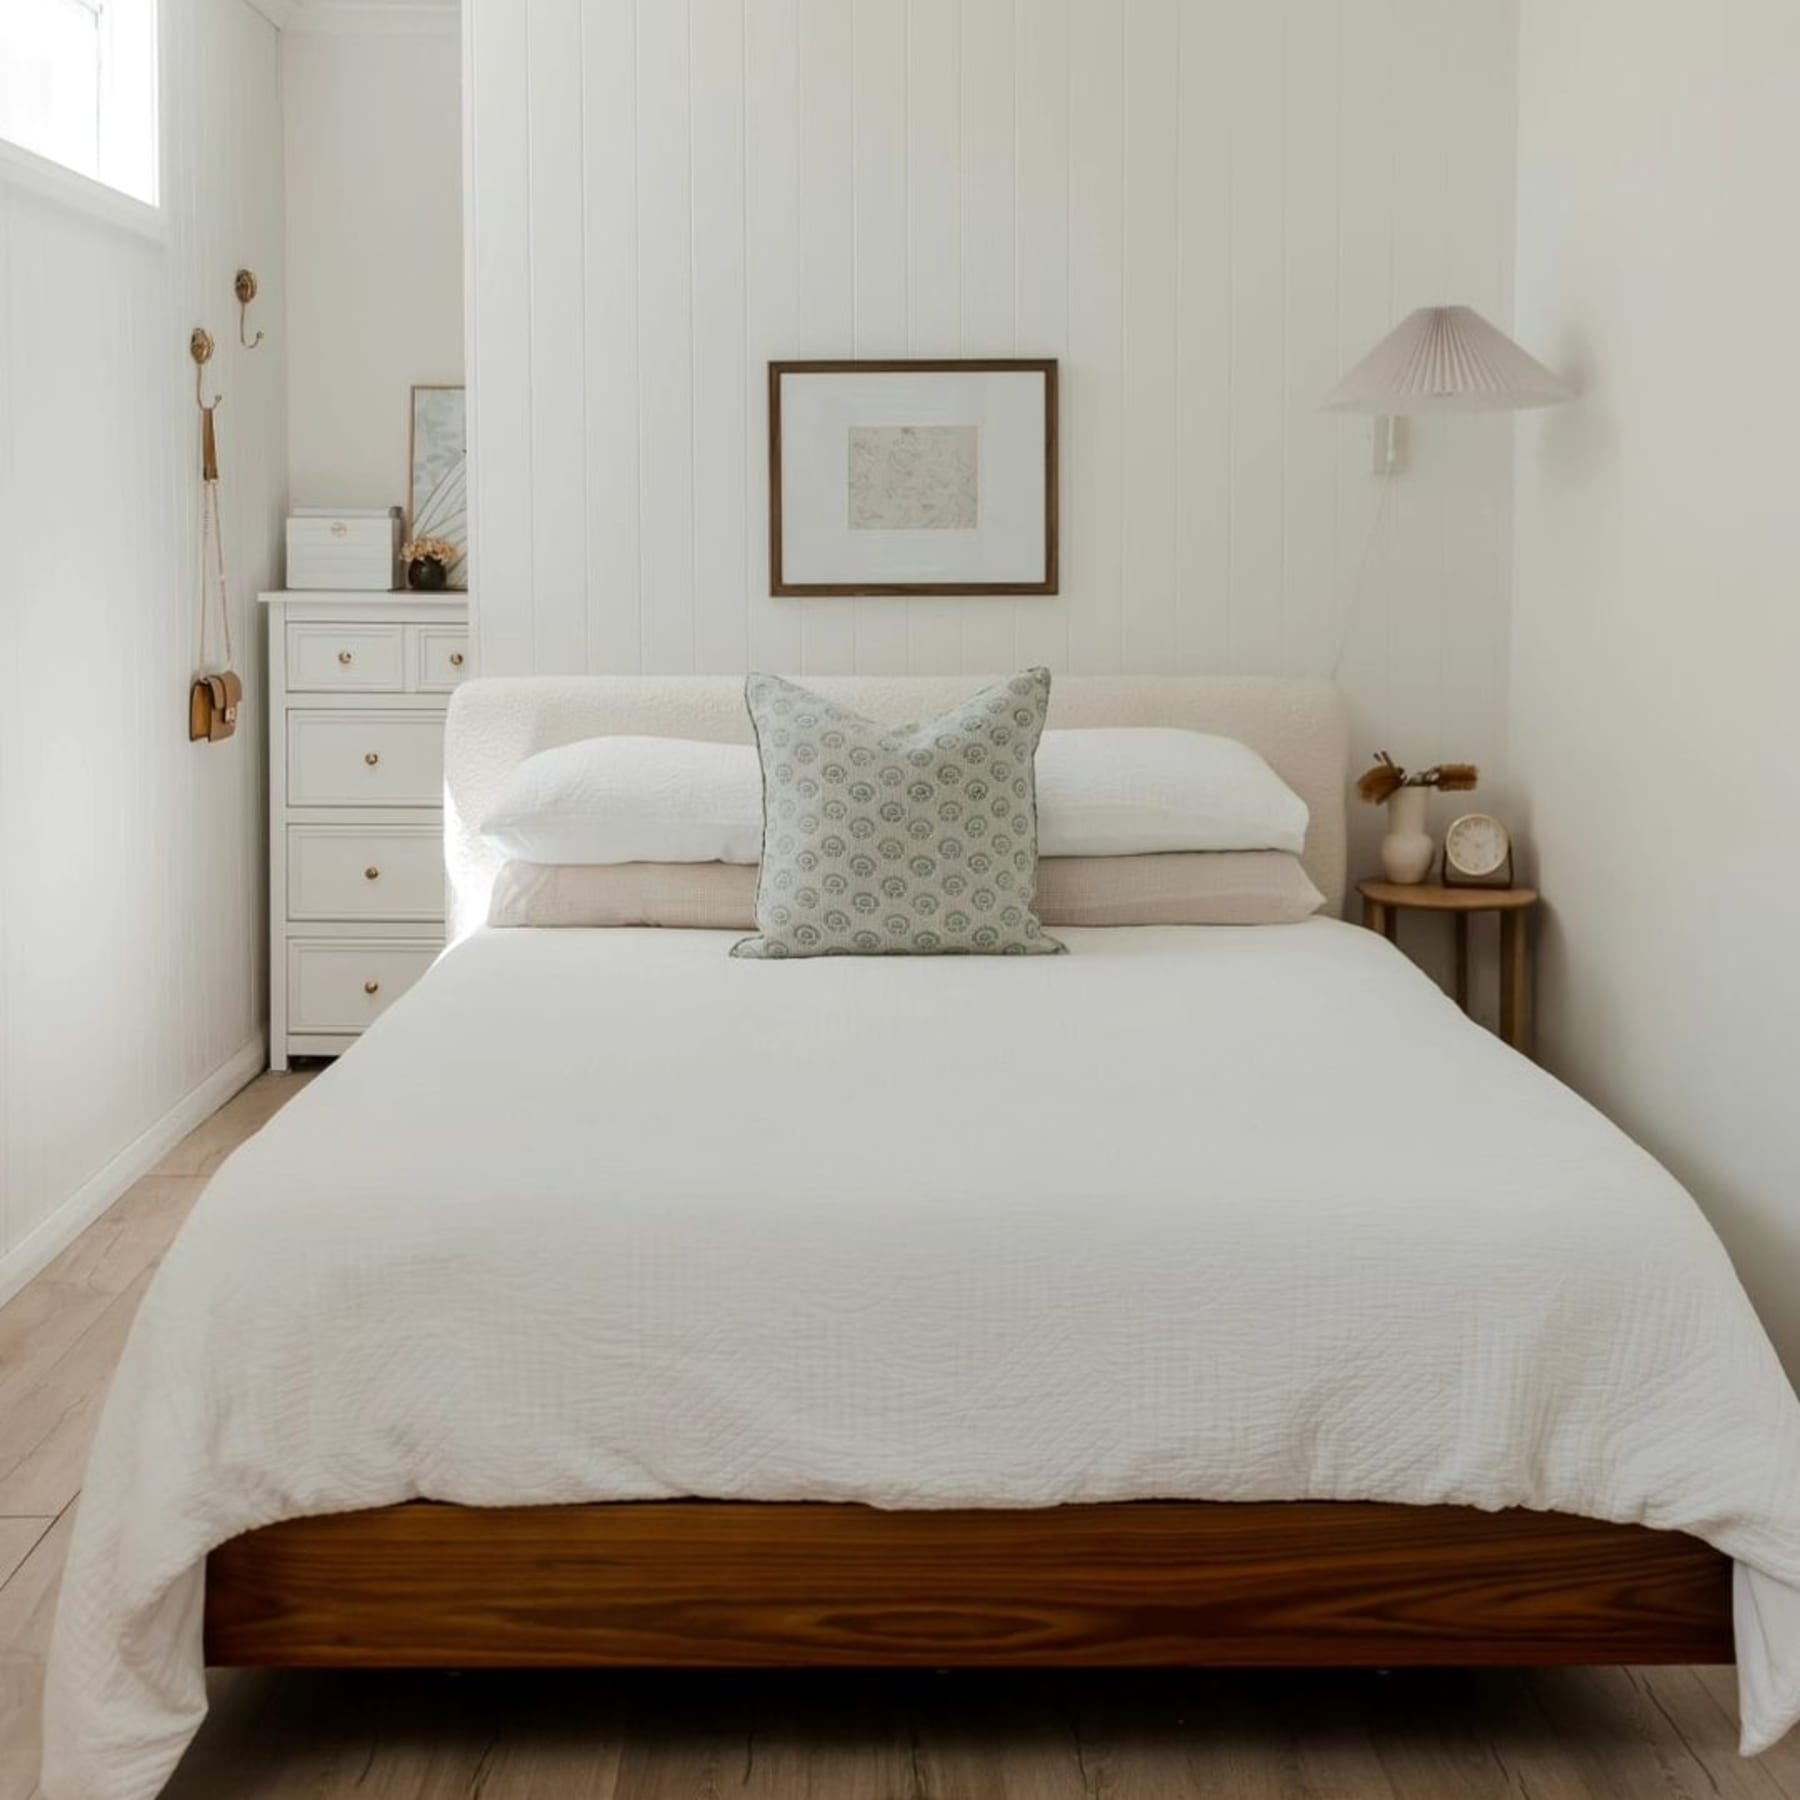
[407,557,448,592]
[1381,786,1434,885]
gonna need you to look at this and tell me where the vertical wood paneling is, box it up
[178,0,209,1099]
[283,30,464,513]
[526,0,588,672]
[957,0,1020,673]
[1120,0,1180,674]
[1281,0,1342,677]
[1010,0,1071,673]
[903,0,964,674]
[850,0,912,674]
[1437,0,1516,831]
[795,0,856,673]
[1064,0,1125,674]
[469,0,534,674]
[635,0,696,672]
[582,0,643,671]
[1224,4,1287,674]
[1332,0,1397,790]
[1384,0,1453,765]
[0,0,285,1277]
[743,0,803,671]
[691,0,751,673]
[467,0,1522,833]
[1174,0,1231,674]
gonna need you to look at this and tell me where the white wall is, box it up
[466,0,1522,903]
[0,0,287,1293]
[284,19,463,511]
[1514,1,1800,1369]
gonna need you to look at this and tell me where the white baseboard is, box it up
[0,1034,267,1311]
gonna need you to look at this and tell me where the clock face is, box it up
[1446,813,1509,877]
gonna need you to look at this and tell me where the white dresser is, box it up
[261,592,471,1068]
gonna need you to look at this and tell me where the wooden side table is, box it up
[1357,880,1540,1055]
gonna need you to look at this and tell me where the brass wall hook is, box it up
[190,327,222,410]
[234,269,264,349]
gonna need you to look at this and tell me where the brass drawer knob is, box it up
[363,979,380,995]
[337,650,354,665]
[449,651,465,668]
[364,751,380,766]
[364,866,380,881]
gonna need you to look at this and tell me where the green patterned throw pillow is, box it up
[733,670,1065,959]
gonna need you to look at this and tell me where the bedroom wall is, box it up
[0,0,287,1299]
[1512,0,1800,1372]
[283,12,463,511]
[464,0,1522,897]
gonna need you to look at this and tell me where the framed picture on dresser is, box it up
[769,359,1058,597]
[408,384,469,590]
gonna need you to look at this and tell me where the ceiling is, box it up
[246,0,459,31]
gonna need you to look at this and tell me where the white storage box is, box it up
[286,507,402,592]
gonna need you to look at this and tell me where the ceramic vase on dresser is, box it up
[261,590,471,1068]
[1380,786,1435,885]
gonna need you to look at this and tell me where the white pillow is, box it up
[481,725,1309,865]
[481,736,764,865]
[1034,727,1308,857]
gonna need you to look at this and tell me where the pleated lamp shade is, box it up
[1325,305,1572,414]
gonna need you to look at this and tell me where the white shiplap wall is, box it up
[284,22,464,509]
[0,0,287,1292]
[466,0,1520,862]
[1513,0,1800,1374]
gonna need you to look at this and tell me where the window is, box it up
[0,0,158,206]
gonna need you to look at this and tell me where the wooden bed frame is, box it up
[205,1498,1732,1671]
[210,681,1727,1684]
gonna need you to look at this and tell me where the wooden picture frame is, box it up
[769,359,1059,597]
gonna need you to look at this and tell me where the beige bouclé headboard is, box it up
[444,676,1349,939]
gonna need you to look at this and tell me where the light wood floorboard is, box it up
[0,1523,49,1592]
[0,1067,1791,1799]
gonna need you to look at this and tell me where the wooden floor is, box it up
[2,1074,1796,1799]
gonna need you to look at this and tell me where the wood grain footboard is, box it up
[204,1499,1733,1670]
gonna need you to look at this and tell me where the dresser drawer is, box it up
[288,711,445,807]
[286,938,439,1033]
[411,625,472,692]
[286,622,406,692]
[288,824,444,922]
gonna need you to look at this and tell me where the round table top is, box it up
[1356,880,1538,912]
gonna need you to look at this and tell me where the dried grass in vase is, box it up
[1356,751,1479,806]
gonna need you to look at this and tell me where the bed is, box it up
[42,676,1800,1800]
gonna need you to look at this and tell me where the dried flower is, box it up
[1355,751,1480,802]
[1356,751,1406,805]
[402,536,459,565]
[1431,763,1480,793]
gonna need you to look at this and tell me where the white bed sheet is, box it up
[42,921,1800,1797]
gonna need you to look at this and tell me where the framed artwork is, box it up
[769,359,1058,596]
[407,384,468,590]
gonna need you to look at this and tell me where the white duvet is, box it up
[43,921,1800,1797]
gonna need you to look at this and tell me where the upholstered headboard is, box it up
[444,676,1349,939]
